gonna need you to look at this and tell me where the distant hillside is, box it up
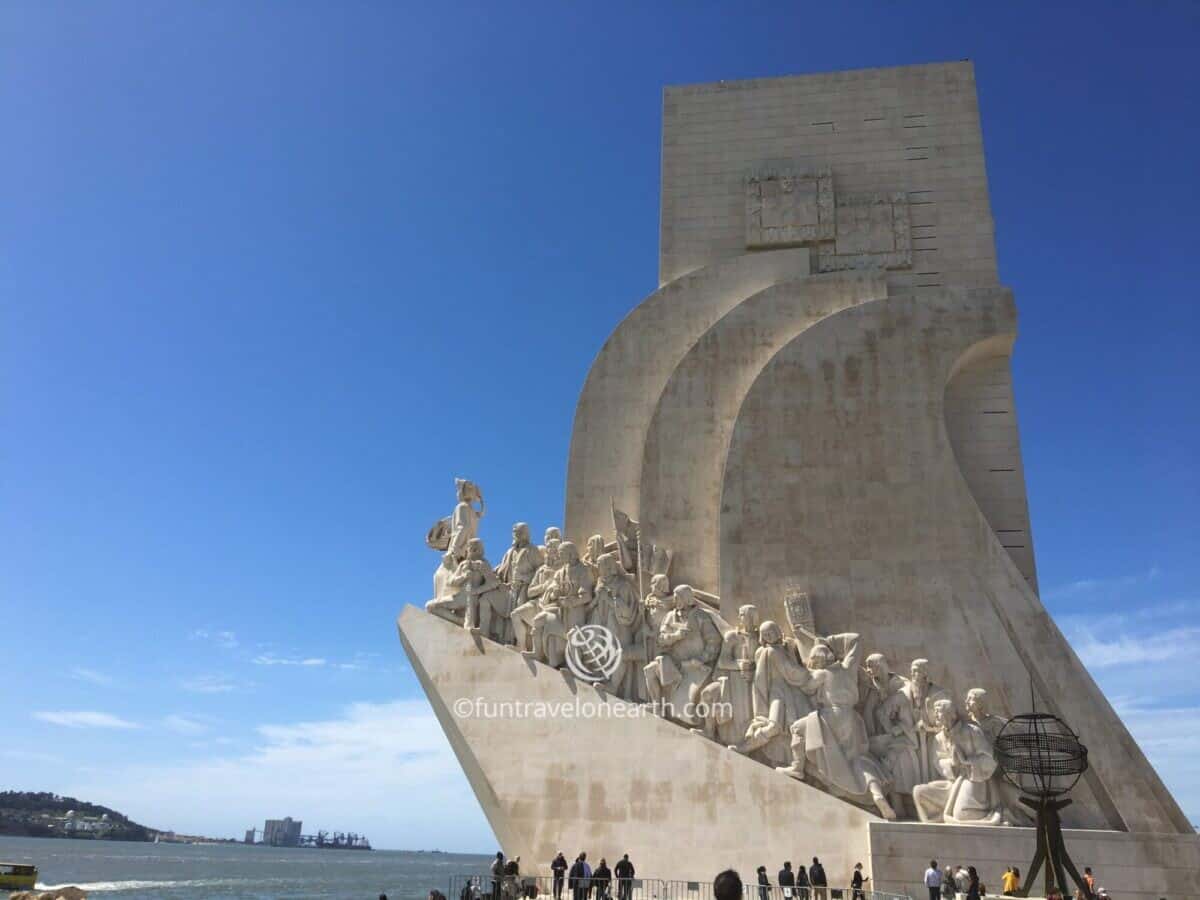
[0,791,152,841]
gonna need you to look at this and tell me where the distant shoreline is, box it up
[0,834,495,856]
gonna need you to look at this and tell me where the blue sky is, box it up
[3,1,1198,850]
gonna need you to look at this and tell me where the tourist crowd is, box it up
[420,851,1115,900]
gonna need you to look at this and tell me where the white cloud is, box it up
[1045,566,1162,601]
[191,629,239,649]
[59,700,491,851]
[70,666,116,687]
[179,673,241,694]
[253,653,327,667]
[163,714,210,736]
[1071,626,1200,668]
[1113,699,1200,818]
[34,710,140,730]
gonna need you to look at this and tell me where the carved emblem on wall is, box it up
[745,166,912,272]
[820,191,912,272]
[745,166,834,248]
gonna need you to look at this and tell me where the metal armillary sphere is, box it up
[995,712,1089,798]
[994,710,1093,900]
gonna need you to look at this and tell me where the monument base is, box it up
[868,821,1200,900]
[399,606,1199,899]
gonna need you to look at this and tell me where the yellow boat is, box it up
[0,860,38,889]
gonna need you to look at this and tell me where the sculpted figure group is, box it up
[424,481,1030,827]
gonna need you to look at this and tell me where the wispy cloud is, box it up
[70,666,116,687]
[59,700,490,851]
[179,673,241,694]
[253,653,327,667]
[163,714,211,736]
[1113,698,1200,816]
[34,710,140,730]
[191,628,239,650]
[252,652,371,671]
[3,748,67,764]
[1045,566,1162,601]
[1072,626,1200,668]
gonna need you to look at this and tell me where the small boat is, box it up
[0,860,38,890]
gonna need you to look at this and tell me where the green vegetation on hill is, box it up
[0,791,152,841]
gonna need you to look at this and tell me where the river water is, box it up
[0,836,491,899]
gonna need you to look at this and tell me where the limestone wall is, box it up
[868,821,1200,900]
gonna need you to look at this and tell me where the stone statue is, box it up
[539,526,562,556]
[511,539,561,653]
[425,551,464,623]
[527,541,594,667]
[583,534,607,580]
[496,523,543,610]
[902,658,951,783]
[595,552,644,698]
[643,584,721,725]
[776,633,897,820]
[965,688,1032,825]
[448,479,485,563]
[448,538,509,641]
[695,604,761,745]
[863,653,922,817]
[640,574,673,665]
[732,619,813,765]
[913,698,1013,825]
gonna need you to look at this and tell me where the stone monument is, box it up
[399,62,1198,899]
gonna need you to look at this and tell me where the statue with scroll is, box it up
[777,633,898,820]
[912,698,1012,825]
[731,619,813,765]
[694,604,761,745]
[644,584,721,725]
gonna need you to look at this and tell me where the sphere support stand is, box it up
[1017,796,1093,900]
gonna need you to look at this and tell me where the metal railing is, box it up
[449,875,909,900]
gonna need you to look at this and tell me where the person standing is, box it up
[808,858,827,900]
[924,860,943,900]
[756,866,770,900]
[953,866,969,900]
[940,866,954,900]
[614,855,635,900]
[581,854,593,900]
[593,859,612,900]
[795,864,809,900]
[569,856,587,900]
[850,863,867,900]
[491,852,505,900]
[778,862,796,900]
[965,867,980,900]
[1084,868,1096,895]
[552,853,568,900]
[1001,867,1018,897]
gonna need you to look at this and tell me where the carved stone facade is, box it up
[400,62,1197,900]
